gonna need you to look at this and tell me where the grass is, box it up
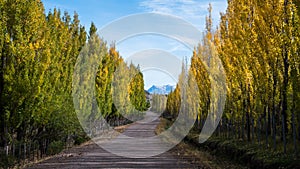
[155,118,249,168]
[187,130,300,169]
[156,117,300,169]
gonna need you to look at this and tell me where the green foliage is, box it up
[129,69,148,111]
[151,94,167,113]
[111,60,147,121]
[0,0,147,167]
[165,84,181,118]
[47,141,64,155]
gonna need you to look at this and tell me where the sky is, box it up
[42,0,227,89]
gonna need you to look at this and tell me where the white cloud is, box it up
[140,0,205,18]
[139,0,227,30]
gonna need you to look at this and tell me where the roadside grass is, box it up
[156,117,300,169]
[187,135,300,169]
[155,118,247,168]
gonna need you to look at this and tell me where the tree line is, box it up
[0,0,147,167]
[166,0,300,154]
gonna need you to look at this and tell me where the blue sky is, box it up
[42,0,227,89]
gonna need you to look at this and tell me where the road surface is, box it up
[25,111,227,168]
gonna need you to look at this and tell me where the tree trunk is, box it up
[242,97,246,141]
[272,57,278,150]
[0,48,4,147]
[268,105,271,135]
[292,112,297,153]
[242,114,245,140]
[265,106,268,148]
[272,111,276,150]
[298,119,300,141]
[281,0,289,136]
[251,118,254,143]
[246,112,250,142]
[258,118,261,144]
[282,113,287,154]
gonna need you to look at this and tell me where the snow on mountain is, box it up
[147,85,175,95]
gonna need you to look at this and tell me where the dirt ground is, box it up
[24,112,246,169]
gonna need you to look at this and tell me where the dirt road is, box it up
[25,111,242,169]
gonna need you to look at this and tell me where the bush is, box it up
[47,141,64,155]
[0,150,15,168]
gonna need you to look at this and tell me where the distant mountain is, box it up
[147,85,175,95]
[144,90,150,95]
